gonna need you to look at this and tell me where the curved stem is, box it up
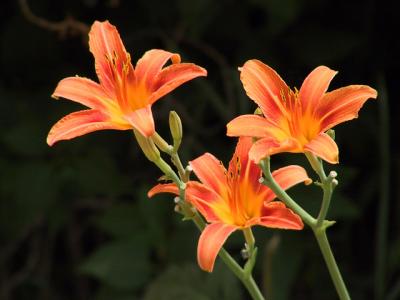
[259,158,316,227]
[260,156,350,300]
[313,228,351,300]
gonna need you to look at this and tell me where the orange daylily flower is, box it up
[227,60,377,164]
[149,137,310,272]
[47,21,206,146]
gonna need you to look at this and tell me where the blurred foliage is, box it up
[0,0,398,299]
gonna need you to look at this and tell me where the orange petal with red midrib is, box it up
[249,137,300,164]
[135,49,181,88]
[258,202,303,229]
[239,60,290,123]
[148,182,221,223]
[262,165,312,203]
[150,63,207,104]
[299,66,337,113]
[47,109,129,146]
[226,115,284,138]
[52,76,112,111]
[89,21,132,96]
[319,85,378,132]
[197,222,237,272]
[304,133,339,164]
[190,153,227,197]
[125,105,155,137]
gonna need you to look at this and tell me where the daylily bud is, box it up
[327,129,335,140]
[169,111,183,151]
[134,130,160,162]
[254,107,263,115]
[152,132,173,154]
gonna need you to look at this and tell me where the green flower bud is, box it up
[133,130,160,162]
[327,129,335,140]
[254,107,263,115]
[169,111,183,151]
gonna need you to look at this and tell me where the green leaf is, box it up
[143,263,241,300]
[79,236,151,290]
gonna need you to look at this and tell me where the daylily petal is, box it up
[263,165,312,203]
[304,132,339,164]
[319,85,378,132]
[240,60,289,122]
[186,182,223,222]
[190,153,227,196]
[124,105,155,137]
[52,76,112,111]
[89,21,132,95]
[149,63,207,104]
[299,66,337,113]
[228,137,262,193]
[135,49,181,88]
[47,109,128,146]
[147,183,178,198]
[249,137,300,164]
[258,202,303,229]
[148,182,221,222]
[226,115,286,139]
[197,222,237,272]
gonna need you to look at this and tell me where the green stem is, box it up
[260,156,350,300]
[259,158,316,227]
[243,227,255,252]
[313,228,351,300]
[171,152,187,181]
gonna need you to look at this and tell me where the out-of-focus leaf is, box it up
[265,233,305,300]
[95,286,138,300]
[143,263,241,300]
[0,161,57,238]
[285,29,364,65]
[94,203,141,238]
[73,150,131,196]
[79,236,151,290]
[177,0,220,37]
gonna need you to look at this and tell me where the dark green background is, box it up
[0,0,398,299]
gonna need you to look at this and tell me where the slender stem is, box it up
[260,156,350,300]
[316,184,333,227]
[305,152,327,181]
[171,153,186,181]
[313,228,351,300]
[152,132,187,180]
[305,152,336,227]
[259,158,316,227]
[243,227,255,252]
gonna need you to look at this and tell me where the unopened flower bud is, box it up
[169,111,183,151]
[254,107,263,115]
[152,133,172,154]
[327,129,335,140]
[134,130,160,162]
[329,171,338,178]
